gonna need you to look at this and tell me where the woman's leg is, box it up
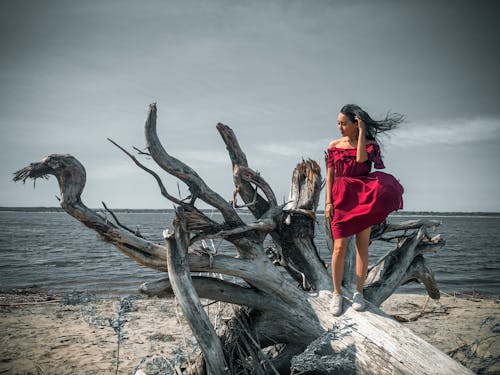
[355,227,371,293]
[332,237,348,295]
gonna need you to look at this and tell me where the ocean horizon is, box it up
[1,206,500,217]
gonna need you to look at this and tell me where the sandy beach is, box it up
[0,289,498,374]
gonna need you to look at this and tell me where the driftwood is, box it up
[13,103,473,374]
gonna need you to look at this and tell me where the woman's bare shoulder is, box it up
[328,138,343,148]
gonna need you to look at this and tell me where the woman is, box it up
[325,104,404,316]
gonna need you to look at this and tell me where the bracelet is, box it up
[325,202,332,206]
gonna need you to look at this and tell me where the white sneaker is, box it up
[352,292,366,311]
[330,293,343,316]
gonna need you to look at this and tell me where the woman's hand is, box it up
[325,203,334,221]
[355,115,366,133]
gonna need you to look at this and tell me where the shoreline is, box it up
[2,206,500,217]
[0,289,498,374]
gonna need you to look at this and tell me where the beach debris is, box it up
[390,299,450,322]
[0,287,61,308]
[60,290,94,306]
[454,315,500,374]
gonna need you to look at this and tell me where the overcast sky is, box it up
[1,0,499,212]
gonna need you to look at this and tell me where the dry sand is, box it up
[0,289,498,374]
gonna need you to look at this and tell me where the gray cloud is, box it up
[1,0,499,211]
[392,117,500,146]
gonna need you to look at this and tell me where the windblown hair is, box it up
[340,104,405,142]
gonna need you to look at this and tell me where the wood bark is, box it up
[13,103,472,374]
[164,210,229,374]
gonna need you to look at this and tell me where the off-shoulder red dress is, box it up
[327,144,404,239]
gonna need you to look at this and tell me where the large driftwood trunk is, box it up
[14,104,472,374]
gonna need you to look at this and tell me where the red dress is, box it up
[327,144,403,238]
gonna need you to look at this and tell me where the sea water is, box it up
[0,210,499,297]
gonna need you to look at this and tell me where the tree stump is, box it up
[14,103,472,374]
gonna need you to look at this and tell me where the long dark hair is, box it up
[340,104,404,141]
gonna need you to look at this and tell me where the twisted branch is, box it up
[145,104,243,226]
[217,123,270,218]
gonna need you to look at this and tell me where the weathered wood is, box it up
[13,103,473,374]
[293,296,472,374]
[140,276,282,311]
[364,225,445,306]
[402,255,440,299]
[12,155,169,271]
[145,104,243,227]
[278,161,332,292]
[164,210,229,374]
[217,123,270,218]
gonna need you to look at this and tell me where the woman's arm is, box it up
[355,115,369,163]
[325,166,335,220]
[325,141,336,220]
[326,166,334,208]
